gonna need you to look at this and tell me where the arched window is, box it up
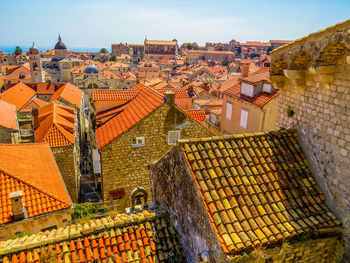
[130,187,148,211]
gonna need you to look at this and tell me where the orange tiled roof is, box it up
[96,84,164,149]
[0,100,17,129]
[35,83,56,95]
[3,64,31,81]
[35,102,76,147]
[0,143,71,224]
[157,88,191,99]
[0,210,185,262]
[0,82,36,111]
[91,90,140,101]
[50,83,82,108]
[185,109,206,123]
[180,130,341,255]
[225,83,280,107]
[20,97,47,112]
[241,68,269,84]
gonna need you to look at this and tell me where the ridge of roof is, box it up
[0,82,36,110]
[50,83,82,108]
[96,83,164,149]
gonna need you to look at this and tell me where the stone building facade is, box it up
[98,93,213,212]
[144,39,178,61]
[270,19,350,256]
[0,126,13,143]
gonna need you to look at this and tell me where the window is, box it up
[241,82,254,97]
[132,137,145,147]
[226,102,232,120]
[168,130,181,145]
[240,109,248,128]
[210,113,217,124]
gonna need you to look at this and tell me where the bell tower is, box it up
[28,42,44,83]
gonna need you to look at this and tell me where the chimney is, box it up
[32,108,40,129]
[9,190,27,221]
[240,60,250,78]
[164,91,175,105]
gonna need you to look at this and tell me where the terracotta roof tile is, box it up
[0,100,17,129]
[225,83,280,107]
[0,210,185,262]
[91,90,140,101]
[185,109,207,123]
[0,143,71,224]
[0,83,36,111]
[179,130,341,255]
[157,88,192,98]
[50,83,82,108]
[35,102,76,147]
[96,84,164,149]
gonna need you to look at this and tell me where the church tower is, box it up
[28,43,44,83]
[54,34,68,60]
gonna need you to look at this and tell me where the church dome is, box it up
[55,35,67,50]
[85,64,99,74]
[29,43,39,55]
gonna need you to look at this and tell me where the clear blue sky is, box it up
[1,0,349,48]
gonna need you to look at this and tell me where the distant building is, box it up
[186,50,235,64]
[144,39,178,61]
[28,36,84,83]
[111,43,144,63]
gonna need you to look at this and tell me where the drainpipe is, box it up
[260,107,266,132]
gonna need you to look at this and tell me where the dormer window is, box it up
[263,83,274,93]
[241,82,254,97]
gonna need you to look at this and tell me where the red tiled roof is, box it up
[91,90,140,101]
[0,210,185,262]
[96,84,164,149]
[157,88,191,99]
[180,130,341,255]
[185,109,206,123]
[0,100,17,129]
[35,102,76,148]
[20,97,47,112]
[225,83,280,107]
[0,143,71,224]
[0,82,36,111]
[50,83,82,108]
[3,64,31,81]
[35,83,56,95]
[241,68,269,84]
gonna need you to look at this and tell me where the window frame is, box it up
[240,108,249,128]
[226,102,232,120]
[168,130,181,145]
[131,136,145,147]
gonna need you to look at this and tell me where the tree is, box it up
[237,46,242,55]
[250,53,260,58]
[186,43,193,50]
[93,56,102,62]
[14,46,22,56]
[109,55,117,61]
[100,48,108,53]
[267,46,274,55]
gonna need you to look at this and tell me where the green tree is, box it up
[250,53,260,58]
[100,48,108,53]
[14,46,22,56]
[267,46,274,55]
[93,56,102,62]
[109,55,117,61]
[186,43,193,50]
[237,46,242,55]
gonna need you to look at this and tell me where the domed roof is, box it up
[85,64,99,74]
[29,42,39,55]
[55,35,67,50]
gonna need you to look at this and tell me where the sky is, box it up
[0,0,349,48]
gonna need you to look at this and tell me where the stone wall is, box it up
[0,126,12,143]
[270,19,350,258]
[52,146,78,203]
[150,146,228,263]
[100,102,213,212]
[233,236,343,263]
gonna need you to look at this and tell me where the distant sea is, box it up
[0,45,109,54]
